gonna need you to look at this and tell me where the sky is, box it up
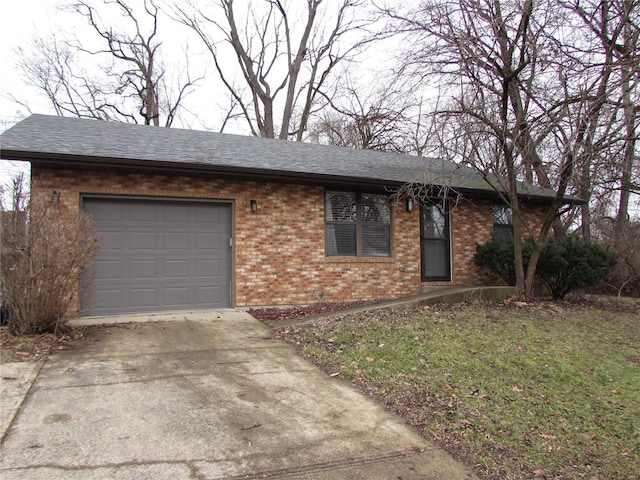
[1,0,61,184]
[0,0,60,126]
[1,1,637,216]
[0,0,394,186]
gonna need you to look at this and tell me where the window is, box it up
[493,205,513,241]
[325,191,391,257]
[421,200,451,281]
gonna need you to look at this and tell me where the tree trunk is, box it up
[615,60,636,243]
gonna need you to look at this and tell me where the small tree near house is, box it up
[1,175,100,336]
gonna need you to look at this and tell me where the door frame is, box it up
[420,199,452,282]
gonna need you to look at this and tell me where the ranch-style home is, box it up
[1,114,567,316]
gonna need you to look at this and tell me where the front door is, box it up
[421,200,451,281]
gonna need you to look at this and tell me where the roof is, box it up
[0,114,575,203]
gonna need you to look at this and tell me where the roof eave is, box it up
[3,149,584,205]
[3,149,403,190]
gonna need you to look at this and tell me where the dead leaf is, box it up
[366,357,374,363]
[512,386,523,392]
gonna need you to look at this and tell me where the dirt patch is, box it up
[248,300,375,321]
[0,326,88,363]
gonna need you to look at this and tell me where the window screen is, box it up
[325,191,391,257]
[493,205,514,241]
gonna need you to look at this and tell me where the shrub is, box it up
[475,237,617,300]
[536,237,617,300]
[1,176,100,335]
[474,238,534,285]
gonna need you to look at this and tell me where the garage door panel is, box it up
[94,289,125,312]
[196,205,225,223]
[129,260,159,279]
[129,288,158,308]
[164,287,191,307]
[197,286,222,303]
[163,204,193,223]
[130,203,158,222]
[196,260,221,277]
[100,232,125,250]
[163,259,190,278]
[196,232,223,250]
[130,232,158,250]
[163,232,190,249]
[82,197,232,315]
[87,202,123,222]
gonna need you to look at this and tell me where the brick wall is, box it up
[31,167,548,311]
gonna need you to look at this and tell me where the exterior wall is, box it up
[449,199,549,287]
[450,199,495,286]
[31,167,549,311]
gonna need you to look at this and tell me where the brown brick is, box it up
[32,167,549,311]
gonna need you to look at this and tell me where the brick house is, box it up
[1,114,565,316]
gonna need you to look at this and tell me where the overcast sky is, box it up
[1,1,59,182]
[1,1,637,215]
[0,0,392,131]
[0,0,395,185]
[1,1,60,127]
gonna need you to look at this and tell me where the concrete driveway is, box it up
[0,311,477,479]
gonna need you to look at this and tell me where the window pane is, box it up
[362,225,391,257]
[362,194,390,223]
[493,206,512,225]
[326,192,356,222]
[493,205,513,240]
[423,239,448,278]
[326,224,357,256]
[494,225,513,242]
[423,204,446,239]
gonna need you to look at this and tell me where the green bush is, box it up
[536,237,617,300]
[475,237,617,300]
[474,238,517,285]
[474,238,533,285]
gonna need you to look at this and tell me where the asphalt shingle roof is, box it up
[0,114,567,202]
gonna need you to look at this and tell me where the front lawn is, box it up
[273,298,640,480]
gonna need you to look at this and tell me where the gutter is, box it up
[1,149,585,205]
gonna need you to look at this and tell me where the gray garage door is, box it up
[82,197,232,315]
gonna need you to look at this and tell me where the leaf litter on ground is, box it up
[270,296,640,480]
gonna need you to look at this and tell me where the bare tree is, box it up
[560,0,640,242]
[15,0,201,126]
[384,0,621,298]
[174,0,374,139]
[308,80,421,152]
